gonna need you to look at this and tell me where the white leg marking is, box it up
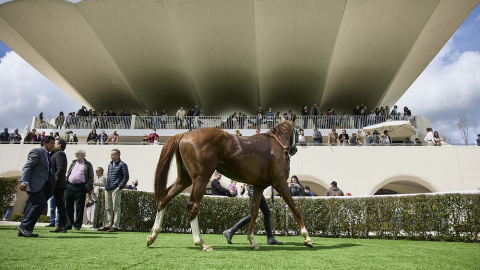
[153,209,165,234]
[301,226,313,247]
[147,209,165,247]
[247,233,259,250]
[190,217,202,245]
[190,217,213,251]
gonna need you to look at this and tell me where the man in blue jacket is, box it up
[98,149,129,232]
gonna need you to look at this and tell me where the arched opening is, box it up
[285,175,328,196]
[373,178,433,195]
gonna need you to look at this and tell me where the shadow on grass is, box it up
[47,235,117,239]
[181,242,362,251]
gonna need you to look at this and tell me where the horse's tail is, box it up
[154,133,184,202]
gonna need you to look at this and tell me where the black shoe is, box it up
[16,225,38,237]
[66,226,72,230]
[74,227,81,231]
[50,226,67,233]
[18,232,39,237]
[45,224,56,227]
[223,229,233,244]
[267,238,283,245]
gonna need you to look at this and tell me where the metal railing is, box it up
[33,114,414,130]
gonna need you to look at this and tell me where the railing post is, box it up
[131,115,136,129]
[31,116,37,130]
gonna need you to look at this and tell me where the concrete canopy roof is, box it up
[0,0,478,115]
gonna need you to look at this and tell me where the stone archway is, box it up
[372,176,434,195]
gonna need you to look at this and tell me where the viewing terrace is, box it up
[27,114,431,144]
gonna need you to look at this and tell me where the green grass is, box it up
[1,225,479,270]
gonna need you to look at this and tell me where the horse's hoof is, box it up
[304,240,313,248]
[147,235,154,247]
[250,245,260,250]
[203,245,214,252]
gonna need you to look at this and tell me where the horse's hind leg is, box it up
[273,181,313,247]
[147,206,165,247]
[147,175,192,247]
[187,173,214,251]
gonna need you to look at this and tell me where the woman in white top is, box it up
[298,129,306,145]
[424,128,434,146]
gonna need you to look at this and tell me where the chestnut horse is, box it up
[146,118,313,251]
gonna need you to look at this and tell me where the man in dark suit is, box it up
[49,139,69,233]
[16,136,55,237]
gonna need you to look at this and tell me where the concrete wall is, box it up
[2,144,479,198]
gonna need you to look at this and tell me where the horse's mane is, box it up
[266,121,293,137]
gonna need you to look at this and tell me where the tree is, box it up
[457,117,469,146]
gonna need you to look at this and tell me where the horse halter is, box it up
[267,125,298,156]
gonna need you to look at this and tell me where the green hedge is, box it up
[96,190,480,242]
[11,214,50,224]
[0,177,18,216]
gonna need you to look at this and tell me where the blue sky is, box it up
[0,3,479,144]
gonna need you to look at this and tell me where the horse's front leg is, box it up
[273,181,313,247]
[246,187,264,250]
[190,216,213,251]
[187,185,213,252]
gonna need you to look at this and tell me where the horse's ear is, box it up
[291,114,296,123]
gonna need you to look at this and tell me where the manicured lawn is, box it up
[1,225,479,270]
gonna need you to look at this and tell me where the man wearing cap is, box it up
[325,181,344,196]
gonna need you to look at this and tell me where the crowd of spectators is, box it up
[8,102,479,147]
[34,102,414,131]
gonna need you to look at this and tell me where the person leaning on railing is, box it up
[298,129,307,146]
[327,128,339,145]
[55,111,65,129]
[424,128,434,146]
[107,130,120,145]
[176,106,186,128]
[86,129,97,144]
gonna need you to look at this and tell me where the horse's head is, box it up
[269,120,297,156]
[281,120,298,156]
[288,123,298,156]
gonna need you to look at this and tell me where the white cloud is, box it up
[396,40,480,144]
[0,52,81,130]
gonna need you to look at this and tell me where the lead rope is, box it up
[266,132,289,153]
